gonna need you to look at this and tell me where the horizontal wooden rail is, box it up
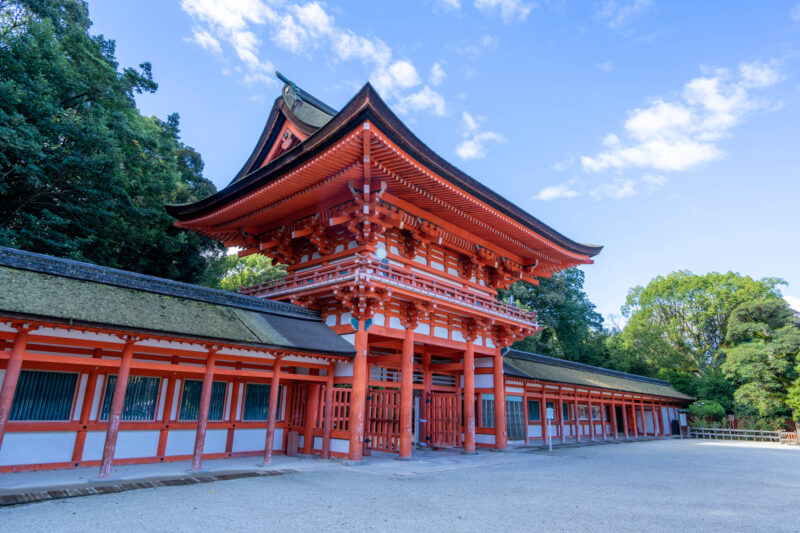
[241,256,538,325]
[687,426,798,444]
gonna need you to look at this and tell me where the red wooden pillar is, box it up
[191,349,217,471]
[559,396,566,443]
[540,391,548,444]
[303,379,321,455]
[462,337,476,454]
[639,401,646,436]
[573,397,580,442]
[622,402,630,439]
[0,325,31,452]
[610,401,619,439]
[321,362,335,459]
[225,380,241,455]
[399,325,415,458]
[587,397,595,441]
[263,357,283,465]
[72,348,103,464]
[348,323,368,461]
[600,399,607,440]
[492,349,506,449]
[421,348,432,446]
[99,338,136,478]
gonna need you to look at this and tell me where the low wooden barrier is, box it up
[688,427,783,442]
[779,431,797,445]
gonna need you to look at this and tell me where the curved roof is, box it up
[168,80,602,258]
[0,246,355,357]
[503,349,692,401]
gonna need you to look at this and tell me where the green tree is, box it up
[721,298,800,431]
[501,268,607,365]
[621,271,784,376]
[200,251,286,292]
[0,0,219,281]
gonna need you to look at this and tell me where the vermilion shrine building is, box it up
[0,77,690,475]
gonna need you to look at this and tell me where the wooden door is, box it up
[366,389,401,452]
[428,392,462,449]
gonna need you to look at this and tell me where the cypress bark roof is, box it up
[0,247,354,357]
[503,349,692,401]
[167,81,602,258]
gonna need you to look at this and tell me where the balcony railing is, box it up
[240,256,537,326]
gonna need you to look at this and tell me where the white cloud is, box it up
[641,173,666,191]
[481,35,498,48]
[456,131,506,159]
[395,86,446,116]
[439,0,462,10]
[786,295,800,312]
[581,61,783,173]
[461,111,481,134]
[430,63,446,86]
[188,27,222,54]
[791,4,800,21]
[182,0,438,110]
[597,61,614,73]
[534,180,581,201]
[590,178,637,200]
[597,0,653,31]
[474,0,535,23]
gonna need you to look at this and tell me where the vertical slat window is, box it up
[481,393,495,428]
[562,402,570,421]
[527,400,541,421]
[10,370,78,421]
[178,380,226,421]
[506,397,525,441]
[242,384,282,421]
[100,375,160,421]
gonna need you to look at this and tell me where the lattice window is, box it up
[10,370,78,421]
[100,375,160,421]
[178,380,226,421]
[506,397,525,441]
[242,383,282,421]
[528,400,541,421]
[481,393,495,428]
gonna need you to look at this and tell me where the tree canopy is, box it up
[0,0,219,282]
[199,252,286,292]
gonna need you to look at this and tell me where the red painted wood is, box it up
[492,350,506,449]
[462,338,476,453]
[0,327,30,452]
[399,326,414,458]
[348,325,368,461]
[321,363,335,459]
[99,339,136,478]
[263,358,283,465]
[191,350,216,471]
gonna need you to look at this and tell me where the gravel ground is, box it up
[3,440,799,532]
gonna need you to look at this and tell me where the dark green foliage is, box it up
[721,298,800,424]
[198,252,287,291]
[500,268,606,366]
[688,400,726,421]
[0,0,220,282]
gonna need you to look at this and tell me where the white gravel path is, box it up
[2,440,799,532]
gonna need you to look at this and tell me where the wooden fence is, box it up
[688,426,798,444]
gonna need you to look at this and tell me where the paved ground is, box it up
[2,440,799,532]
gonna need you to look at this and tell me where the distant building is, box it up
[0,77,689,475]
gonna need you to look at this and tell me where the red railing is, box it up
[240,256,538,325]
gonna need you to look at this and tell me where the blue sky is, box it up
[87,0,800,322]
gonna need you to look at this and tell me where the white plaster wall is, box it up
[452,330,465,342]
[113,430,160,459]
[680,412,688,426]
[414,323,430,335]
[433,326,448,339]
[335,362,354,377]
[475,433,496,445]
[82,431,106,460]
[528,425,542,437]
[330,438,349,454]
[475,357,493,368]
[90,375,104,421]
[0,369,4,389]
[645,412,655,433]
[73,374,88,421]
[164,429,195,456]
[373,314,385,326]
[0,431,76,466]
[313,436,323,450]
[506,387,524,394]
[325,315,337,326]
[475,374,494,388]
[340,312,352,326]
[232,428,283,452]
